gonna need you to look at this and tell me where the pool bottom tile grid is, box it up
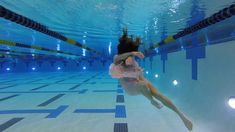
[0,72,129,132]
[0,71,190,132]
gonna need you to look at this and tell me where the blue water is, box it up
[0,0,235,132]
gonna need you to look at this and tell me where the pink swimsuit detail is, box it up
[109,57,143,79]
[109,55,145,95]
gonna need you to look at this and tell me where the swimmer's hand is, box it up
[132,52,144,59]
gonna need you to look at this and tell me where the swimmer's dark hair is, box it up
[118,38,140,54]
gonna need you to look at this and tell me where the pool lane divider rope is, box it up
[0,6,101,55]
[0,49,24,56]
[0,39,82,57]
[146,4,235,53]
[0,48,60,58]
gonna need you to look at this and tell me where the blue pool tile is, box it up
[68,75,77,79]
[69,84,81,90]
[116,95,124,103]
[115,105,126,118]
[0,94,19,102]
[93,90,117,92]
[31,84,50,91]
[83,79,90,82]
[0,90,85,94]
[0,118,24,132]
[38,94,65,107]
[74,109,115,113]
[28,79,43,83]
[55,79,66,83]
[101,82,117,84]
[46,105,68,118]
[46,76,55,79]
[0,79,17,83]
[0,84,17,90]
[79,89,88,94]
[114,123,128,132]
[92,89,124,93]
[117,89,124,93]
[0,105,68,118]
[74,105,126,118]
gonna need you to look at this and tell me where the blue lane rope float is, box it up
[0,5,101,55]
[148,4,235,51]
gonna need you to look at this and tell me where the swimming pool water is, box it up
[0,0,235,132]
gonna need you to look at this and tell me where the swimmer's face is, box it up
[125,56,133,65]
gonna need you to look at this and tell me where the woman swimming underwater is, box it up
[109,28,193,131]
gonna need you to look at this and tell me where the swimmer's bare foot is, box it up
[181,114,193,131]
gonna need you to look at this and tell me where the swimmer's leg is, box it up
[140,85,163,109]
[144,80,193,131]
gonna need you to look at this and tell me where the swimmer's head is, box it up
[118,37,140,54]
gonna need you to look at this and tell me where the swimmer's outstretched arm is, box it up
[114,52,134,65]
[114,52,144,65]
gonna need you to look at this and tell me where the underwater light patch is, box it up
[228,97,235,109]
[155,74,159,78]
[173,80,178,85]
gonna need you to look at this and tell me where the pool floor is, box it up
[0,72,195,132]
